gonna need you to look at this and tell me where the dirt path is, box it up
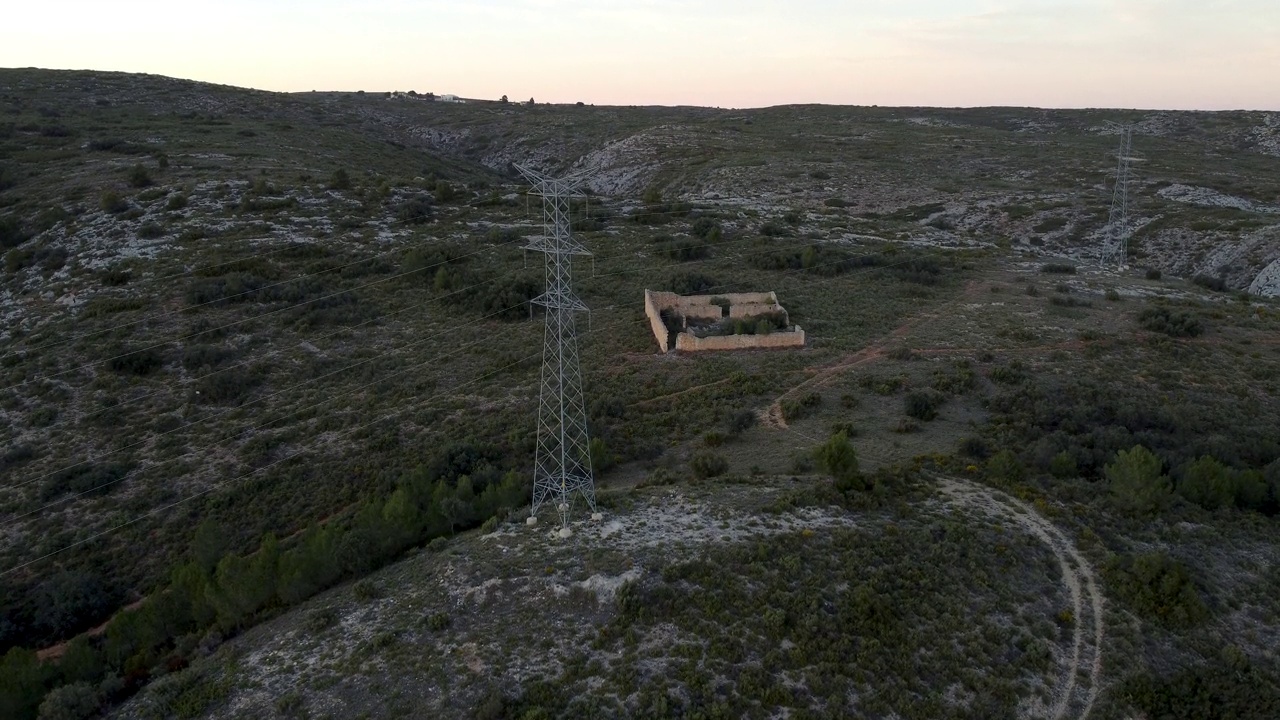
[761,280,986,428]
[37,596,147,662]
[635,377,735,407]
[933,475,1104,720]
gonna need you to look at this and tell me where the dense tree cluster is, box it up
[0,445,527,720]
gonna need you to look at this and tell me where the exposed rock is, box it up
[1156,184,1279,214]
[1249,258,1280,297]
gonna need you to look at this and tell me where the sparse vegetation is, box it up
[1,68,1278,720]
[1138,306,1203,337]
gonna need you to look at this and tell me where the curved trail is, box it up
[933,475,1105,720]
[761,279,986,426]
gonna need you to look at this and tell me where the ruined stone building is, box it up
[643,290,807,353]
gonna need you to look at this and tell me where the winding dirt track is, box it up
[761,280,986,428]
[934,475,1105,720]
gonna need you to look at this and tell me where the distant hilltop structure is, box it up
[644,290,806,353]
[385,91,465,103]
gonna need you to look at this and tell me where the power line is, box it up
[2,196,898,377]
[2,206,522,360]
[17,242,975,495]
[0,235,530,395]
[0,310,639,579]
[1,235,990,571]
[5,184,937,360]
[23,269,527,433]
[2,300,534,501]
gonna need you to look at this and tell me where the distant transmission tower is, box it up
[1103,124,1135,269]
[516,164,600,536]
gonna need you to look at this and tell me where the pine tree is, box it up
[816,432,864,492]
[1106,445,1172,515]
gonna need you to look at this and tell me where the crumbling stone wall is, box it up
[674,327,806,352]
[644,290,673,352]
[643,289,806,353]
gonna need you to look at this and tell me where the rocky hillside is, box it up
[1,69,1279,720]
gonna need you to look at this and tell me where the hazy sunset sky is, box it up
[3,0,1277,110]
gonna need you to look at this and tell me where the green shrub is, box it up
[1177,456,1236,511]
[1033,217,1068,233]
[1122,657,1280,719]
[690,452,729,479]
[903,391,944,421]
[589,437,615,473]
[690,217,722,239]
[352,580,381,601]
[36,681,98,720]
[394,195,434,224]
[655,237,709,261]
[127,164,152,188]
[1049,295,1092,308]
[81,297,147,317]
[959,437,991,459]
[5,248,35,273]
[1138,307,1202,337]
[668,272,717,295]
[107,348,163,376]
[814,432,864,492]
[989,362,1028,384]
[87,138,145,154]
[759,221,789,237]
[1192,274,1226,292]
[1106,445,1172,515]
[329,168,351,190]
[1144,267,1162,280]
[137,222,165,239]
[985,450,1025,483]
[780,392,821,422]
[1049,451,1078,479]
[33,206,70,232]
[99,191,128,215]
[433,180,458,203]
[194,368,260,404]
[306,608,338,632]
[165,194,188,211]
[1105,552,1208,628]
[830,421,858,437]
[1040,262,1076,274]
[0,215,31,249]
[726,410,756,435]
[180,345,234,372]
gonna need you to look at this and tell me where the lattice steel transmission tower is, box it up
[1103,125,1135,268]
[516,164,600,536]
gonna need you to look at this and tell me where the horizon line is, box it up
[4,66,1278,115]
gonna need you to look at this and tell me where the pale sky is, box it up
[3,0,1278,110]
